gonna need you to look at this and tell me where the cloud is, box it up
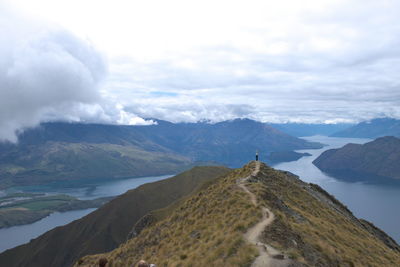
[2,0,400,134]
[0,7,149,142]
[101,0,400,124]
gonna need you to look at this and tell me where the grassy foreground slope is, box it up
[77,162,400,267]
[0,166,229,267]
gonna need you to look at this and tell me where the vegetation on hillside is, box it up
[0,193,111,228]
[0,142,191,189]
[76,162,400,267]
[313,136,400,182]
[0,119,323,188]
[251,165,400,266]
[76,164,261,267]
[0,166,230,267]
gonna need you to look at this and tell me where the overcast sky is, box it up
[1,0,400,141]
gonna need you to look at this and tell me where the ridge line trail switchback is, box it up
[237,161,291,267]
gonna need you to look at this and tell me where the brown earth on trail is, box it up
[76,162,400,266]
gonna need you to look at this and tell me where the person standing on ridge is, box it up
[256,150,259,161]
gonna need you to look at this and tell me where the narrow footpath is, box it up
[237,161,291,267]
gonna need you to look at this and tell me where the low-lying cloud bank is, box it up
[0,8,151,142]
[0,8,105,142]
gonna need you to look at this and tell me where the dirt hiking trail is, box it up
[237,161,291,267]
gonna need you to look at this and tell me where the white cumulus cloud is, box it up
[0,7,149,142]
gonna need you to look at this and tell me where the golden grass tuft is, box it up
[75,162,400,266]
[75,164,260,267]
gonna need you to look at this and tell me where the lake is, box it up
[0,174,172,252]
[5,174,173,200]
[0,208,95,253]
[272,135,400,243]
[1,136,399,253]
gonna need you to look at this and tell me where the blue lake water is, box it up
[1,136,399,253]
[5,174,173,200]
[0,208,95,253]
[272,135,400,243]
[0,174,172,252]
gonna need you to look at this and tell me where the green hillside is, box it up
[0,166,230,267]
[77,162,400,267]
[0,119,323,188]
[0,193,111,228]
[0,142,191,189]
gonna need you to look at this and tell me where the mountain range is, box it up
[331,118,400,138]
[0,119,322,189]
[270,123,354,137]
[313,136,400,183]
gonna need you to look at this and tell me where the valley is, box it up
[2,1,399,265]
[0,174,173,253]
[2,135,400,258]
[0,193,111,228]
[0,120,322,189]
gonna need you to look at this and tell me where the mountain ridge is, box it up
[0,166,230,267]
[76,162,400,266]
[270,123,354,137]
[0,119,322,189]
[313,136,400,183]
[331,118,400,138]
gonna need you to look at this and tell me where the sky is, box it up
[1,0,400,141]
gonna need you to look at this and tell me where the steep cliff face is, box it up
[76,162,400,267]
[313,136,400,183]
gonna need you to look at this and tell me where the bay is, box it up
[0,208,95,253]
[0,174,172,252]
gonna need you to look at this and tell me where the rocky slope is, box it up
[313,136,400,183]
[0,166,229,267]
[76,162,400,267]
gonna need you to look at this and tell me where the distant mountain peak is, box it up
[332,117,400,138]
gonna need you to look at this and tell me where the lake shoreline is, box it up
[273,135,400,243]
[0,174,173,252]
[0,194,113,229]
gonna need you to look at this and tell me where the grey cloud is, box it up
[0,8,107,142]
[106,0,400,124]
[126,103,255,123]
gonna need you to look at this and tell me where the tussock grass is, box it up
[76,164,260,267]
[76,162,400,267]
[252,164,400,267]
